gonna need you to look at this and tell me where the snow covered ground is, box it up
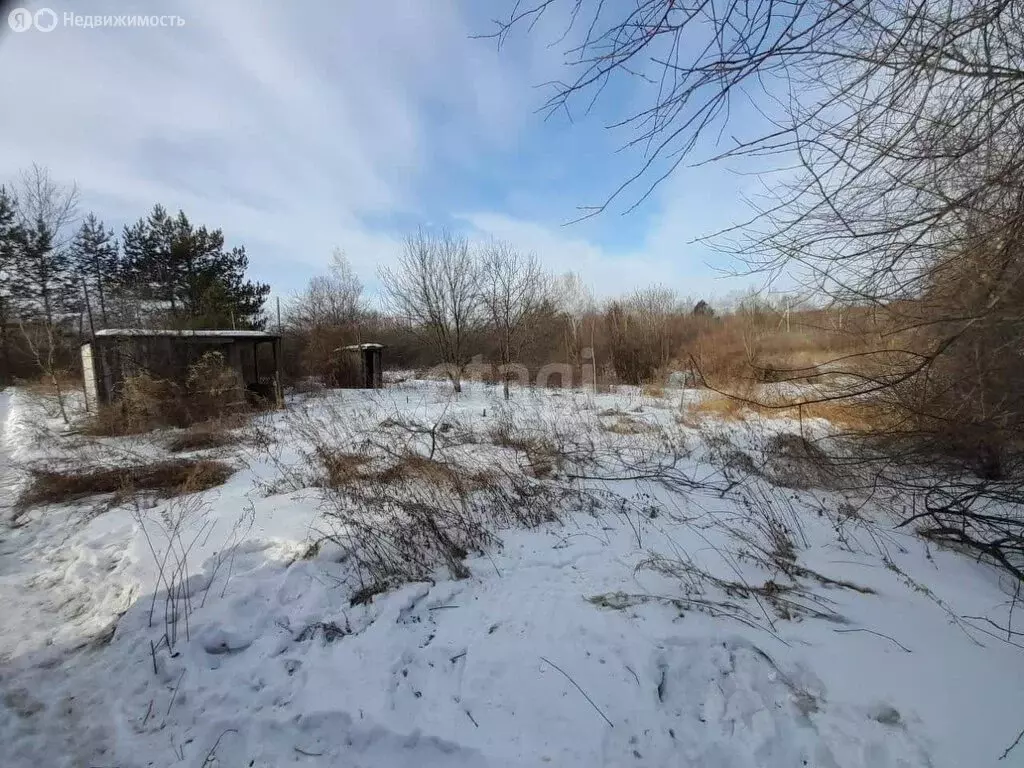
[1,382,1022,767]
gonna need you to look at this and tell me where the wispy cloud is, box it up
[0,0,761,299]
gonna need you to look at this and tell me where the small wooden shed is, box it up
[337,343,385,389]
[81,328,282,410]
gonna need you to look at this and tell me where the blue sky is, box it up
[0,0,774,302]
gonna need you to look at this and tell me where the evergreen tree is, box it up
[11,214,77,325]
[69,213,119,326]
[120,204,270,328]
[0,186,21,384]
[120,204,176,312]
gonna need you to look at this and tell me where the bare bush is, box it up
[87,351,252,436]
[286,249,366,385]
[379,231,484,392]
[480,241,550,400]
[15,458,233,513]
[133,487,256,659]
[166,417,245,454]
[299,408,572,586]
[489,0,1024,579]
[636,484,871,631]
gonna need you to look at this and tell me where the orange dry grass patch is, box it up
[680,391,879,432]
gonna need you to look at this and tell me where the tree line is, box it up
[284,229,743,398]
[0,165,270,386]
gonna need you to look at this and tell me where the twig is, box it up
[833,627,912,653]
[202,728,239,767]
[465,709,479,727]
[624,665,640,686]
[165,668,186,717]
[962,615,1024,639]
[1000,725,1024,761]
[485,550,503,578]
[1009,580,1021,643]
[149,639,158,675]
[294,746,325,757]
[540,655,613,728]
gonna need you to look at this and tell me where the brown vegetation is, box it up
[166,416,247,453]
[16,458,233,511]
[680,390,878,433]
[86,352,255,436]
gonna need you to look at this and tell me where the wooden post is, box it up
[272,338,282,406]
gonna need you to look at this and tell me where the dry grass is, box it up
[641,383,666,399]
[167,415,249,453]
[602,414,656,435]
[16,459,234,511]
[760,433,840,490]
[680,390,878,432]
[18,370,81,396]
[167,430,236,453]
[316,449,498,492]
[85,352,255,437]
[317,450,374,487]
[487,425,564,478]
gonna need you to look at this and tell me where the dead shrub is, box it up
[121,372,178,432]
[167,429,236,454]
[680,390,877,433]
[317,463,565,585]
[317,450,374,488]
[19,369,82,397]
[641,383,666,399]
[16,459,233,511]
[86,352,254,436]
[374,454,498,490]
[166,414,250,453]
[316,447,499,493]
[636,485,870,629]
[186,351,251,415]
[272,399,583,588]
[487,421,565,478]
[761,433,839,490]
[602,414,656,435]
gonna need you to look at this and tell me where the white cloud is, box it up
[0,0,538,279]
[0,0,770,302]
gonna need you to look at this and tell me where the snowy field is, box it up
[1,382,1023,767]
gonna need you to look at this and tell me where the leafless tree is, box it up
[289,249,363,331]
[380,231,484,392]
[556,271,594,366]
[287,249,365,384]
[12,164,80,324]
[490,2,1024,588]
[10,165,80,422]
[627,285,680,371]
[480,241,549,399]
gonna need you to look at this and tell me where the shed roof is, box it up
[338,343,386,351]
[93,328,280,340]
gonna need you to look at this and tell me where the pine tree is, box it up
[121,204,176,314]
[0,186,21,384]
[120,204,270,328]
[12,214,77,326]
[70,213,118,326]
